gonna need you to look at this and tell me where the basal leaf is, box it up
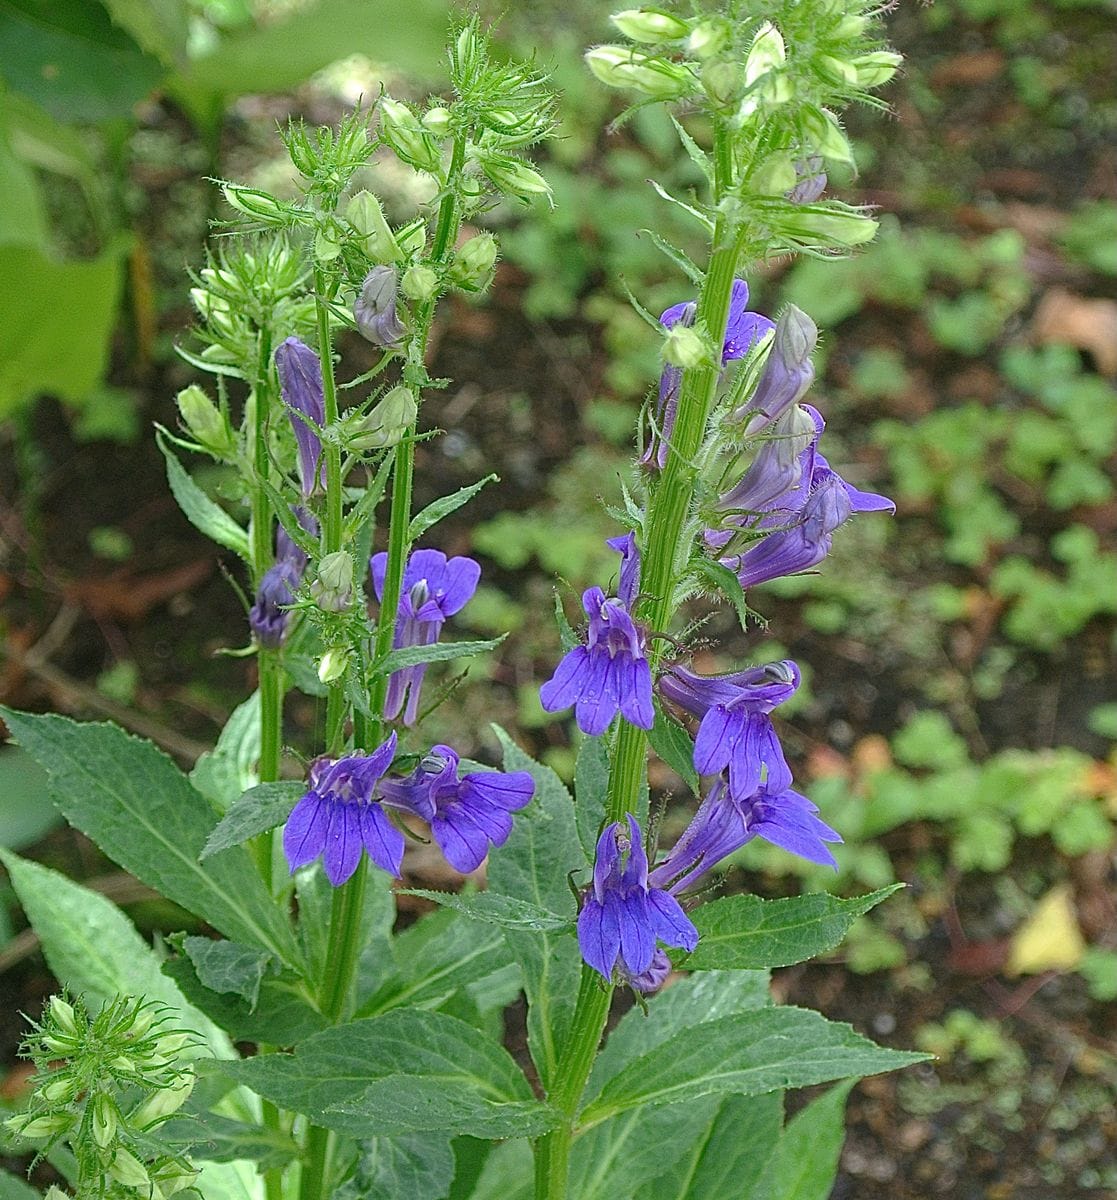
[200,781,303,859]
[156,428,251,560]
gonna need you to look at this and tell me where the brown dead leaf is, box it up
[1032,287,1117,377]
[806,744,850,781]
[852,734,892,775]
[64,559,213,623]
[930,49,1005,87]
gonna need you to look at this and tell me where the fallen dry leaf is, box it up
[1006,884,1086,976]
[1032,287,1117,377]
[64,559,213,623]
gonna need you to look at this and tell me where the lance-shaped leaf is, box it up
[372,636,505,678]
[156,427,250,560]
[748,1080,855,1200]
[400,891,573,933]
[201,781,304,859]
[409,475,498,541]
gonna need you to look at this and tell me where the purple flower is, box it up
[730,305,818,436]
[248,560,300,648]
[275,505,319,574]
[605,530,640,609]
[578,815,698,982]
[716,403,823,517]
[354,266,406,348]
[380,744,534,873]
[370,549,481,724]
[275,337,326,496]
[659,661,800,804]
[647,775,842,893]
[788,156,827,205]
[283,733,402,885]
[642,279,774,470]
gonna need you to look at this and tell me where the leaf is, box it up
[373,637,506,677]
[215,1010,559,1140]
[182,937,275,1009]
[190,691,262,810]
[0,238,128,417]
[200,781,304,859]
[0,1168,40,1200]
[669,116,714,186]
[647,179,715,233]
[749,1080,854,1200]
[400,891,573,933]
[101,0,189,68]
[573,734,609,862]
[579,1006,929,1125]
[680,887,903,971]
[409,475,498,541]
[691,555,753,631]
[0,748,60,849]
[486,727,582,1092]
[639,229,704,286]
[0,849,231,1058]
[336,1132,456,1200]
[648,707,699,793]
[156,427,251,560]
[1006,883,1086,975]
[0,708,301,969]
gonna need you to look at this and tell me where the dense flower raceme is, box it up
[275,336,326,496]
[578,814,698,984]
[642,278,774,470]
[370,549,481,725]
[248,508,319,648]
[539,533,654,736]
[283,736,534,884]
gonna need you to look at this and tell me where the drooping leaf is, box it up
[400,891,573,933]
[336,1132,456,1200]
[690,555,754,631]
[680,886,903,971]
[0,709,301,968]
[156,428,251,560]
[200,781,303,859]
[372,637,506,677]
[409,475,498,541]
[216,1010,559,1140]
[748,1080,855,1200]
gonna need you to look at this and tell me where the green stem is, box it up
[315,267,344,556]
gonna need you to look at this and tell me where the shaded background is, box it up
[1,1,1115,1196]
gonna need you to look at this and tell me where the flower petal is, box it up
[575,650,620,737]
[282,793,330,872]
[616,890,655,977]
[540,646,592,713]
[322,804,363,886]
[357,803,405,877]
[694,704,739,776]
[618,654,655,731]
[578,895,620,980]
[647,888,699,953]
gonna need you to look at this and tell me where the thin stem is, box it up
[314,267,344,556]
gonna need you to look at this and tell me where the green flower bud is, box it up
[310,552,354,613]
[663,325,708,370]
[41,1073,77,1104]
[41,1034,79,1055]
[688,20,728,59]
[422,105,453,137]
[49,997,79,1037]
[109,1147,150,1189]
[449,232,498,291]
[816,54,859,87]
[176,385,235,459]
[379,98,442,173]
[480,153,552,200]
[93,1093,117,1148]
[221,184,294,227]
[44,1188,69,1200]
[800,106,854,164]
[778,207,878,247]
[152,1166,199,1199]
[317,647,349,684]
[585,46,696,100]
[346,191,403,263]
[610,9,689,43]
[8,1111,72,1139]
[744,22,786,86]
[397,219,427,258]
[132,1070,195,1128]
[349,385,418,450]
[701,60,742,107]
[314,222,342,263]
[401,264,439,302]
[750,153,798,195]
[833,13,868,39]
[853,51,903,88]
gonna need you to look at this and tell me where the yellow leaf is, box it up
[1006,885,1085,976]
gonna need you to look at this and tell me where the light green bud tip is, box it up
[133,1069,195,1127]
[176,385,235,459]
[49,996,79,1037]
[349,385,418,451]
[688,20,727,59]
[422,105,452,137]
[744,22,785,86]
[585,46,695,100]
[379,97,442,174]
[401,264,440,302]
[450,232,498,291]
[853,51,902,88]
[318,647,349,684]
[610,9,689,43]
[8,1111,72,1139]
[221,184,290,226]
[93,1094,118,1148]
[480,154,551,201]
[346,190,403,263]
[311,552,355,612]
[663,325,708,370]
[800,106,854,164]
[109,1147,150,1189]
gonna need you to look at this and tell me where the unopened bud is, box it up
[422,106,452,137]
[449,232,498,291]
[397,219,427,257]
[9,1111,72,1139]
[744,22,786,86]
[41,1073,77,1104]
[109,1147,150,1189]
[816,54,858,87]
[853,51,902,88]
[688,20,728,59]
[833,13,868,39]
[314,223,342,263]
[346,191,403,263]
[49,996,79,1037]
[702,61,742,107]
[663,325,708,370]
[401,264,439,303]
[349,385,418,450]
[610,9,689,43]
[585,46,695,100]
[800,106,854,164]
[779,207,878,247]
[152,1165,199,1199]
[41,1034,79,1055]
[44,1188,69,1200]
[310,552,355,612]
[132,1070,195,1127]
[92,1094,117,1148]
[750,153,797,195]
[379,98,442,173]
[318,647,349,684]
[354,266,406,348]
[480,153,551,200]
[176,385,235,458]
[221,184,294,227]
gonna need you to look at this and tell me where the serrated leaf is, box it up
[648,179,715,233]
[648,707,699,793]
[640,229,704,286]
[749,1080,854,1200]
[1,708,300,968]
[580,1006,929,1124]
[691,555,753,631]
[400,891,572,932]
[669,116,714,186]
[190,691,261,810]
[200,781,304,859]
[156,428,250,560]
[160,1109,298,1174]
[336,1132,455,1200]
[573,735,609,862]
[182,936,275,1008]
[216,1010,559,1139]
[373,637,505,677]
[680,887,902,971]
[343,449,395,541]
[409,475,498,541]
[553,590,578,652]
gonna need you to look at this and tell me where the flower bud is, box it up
[44,1188,69,1200]
[318,646,349,684]
[8,1111,73,1139]
[221,184,294,227]
[401,264,439,303]
[175,385,235,459]
[778,207,878,247]
[109,1147,150,1189]
[853,51,903,88]
[800,106,854,164]
[788,156,828,204]
[833,13,868,39]
[313,223,342,263]
[663,324,708,370]
[585,46,695,100]
[479,153,552,200]
[701,61,742,107]
[816,54,858,87]
[744,22,786,87]
[49,996,79,1037]
[41,1073,77,1104]
[41,1034,79,1055]
[379,98,442,173]
[750,153,798,195]
[92,1093,117,1148]
[152,1165,199,1199]
[348,385,418,450]
[132,1069,195,1127]
[310,552,354,613]
[354,266,407,348]
[449,232,498,291]
[345,191,403,263]
[422,105,452,137]
[610,9,689,43]
[396,219,427,257]
[688,20,728,59]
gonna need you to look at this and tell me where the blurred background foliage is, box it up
[1,0,1115,1195]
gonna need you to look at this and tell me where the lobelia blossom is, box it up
[730,304,818,436]
[716,402,822,517]
[539,533,653,736]
[787,155,827,204]
[248,508,318,648]
[379,744,534,873]
[275,337,326,496]
[578,814,698,983]
[370,549,481,724]
[642,279,774,469]
[283,733,402,884]
[354,266,407,348]
[659,660,800,805]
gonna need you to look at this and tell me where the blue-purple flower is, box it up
[370,549,481,724]
[354,266,406,348]
[659,661,800,804]
[283,733,402,885]
[380,744,534,873]
[578,815,698,982]
[730,304,818,436]
[248,509,318,648]
[275,337,326,496]
[642,279,774,470]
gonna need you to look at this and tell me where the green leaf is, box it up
[0,1168,40,1200]
[200,781,303,859]
[0,748,60,849]
[0,708,301,968]
[216,1010,559,1140]
[161,1109,298,1174]
[409,475,498,541]
[648,179,715,233]
[336,1133,456,1200]
[156,427,251,560]
[639,229,704,286]
[400,891,573,933]
[0,848,231,1057]
[749,1080,854,1200]
[486,727,582,1092]
[0,104,48,250]
[373,637,505,677]
[573,734,609,862]
[580,1006,929,1125]
[0,238,127,417]
[691,555,753,631]
[190,691,261,810]
[101,0,189,68]
[680,887,902,971]
[182,936,275,1008]
[648,707,699,793]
